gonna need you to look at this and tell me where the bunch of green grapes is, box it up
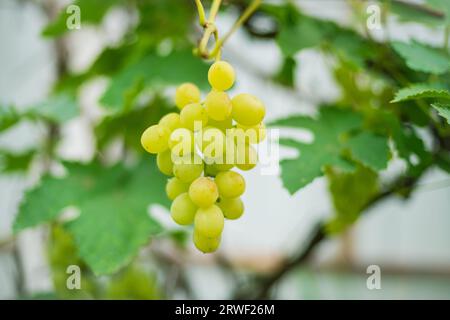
[141,61,266,253]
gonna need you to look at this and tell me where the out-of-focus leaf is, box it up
[346,132,390,171]
[49,225,97,299]
[95,96,175,151]
[32,94,79,123]
[100,50,208,112]
[14,158,169,275]
[427,0,450,24]
[436,152,450,173]
[277,14,327,56]
[42,0,124,37]
[270,107,363,194]
[326,165,378,233]
[0,150,35,173]
[371,110,433,176]
[0,105,23,132]
[106,266,163,299]
[391,83,450,102]
[431,103,450,124]
[136,0,195,42]
[391,41,450,75]
[273,56,296,87]
[0,94,78,132]
[331,30,376,69]
[391,1,445,26]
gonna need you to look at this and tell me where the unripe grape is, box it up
[208,61,235,91]
[180,103,208,131]
[166,177,190,200]
[173,153,204,183]
[141,124,170,154]
[197,126,226,162]
[189,177,219,208]
[208,115,233,132]
[213,162,234,171]
[235,143,258,171]
[168,128,195,157]
[215,171,245,198]
[170,193,197,225]
[156,150,174,176]
[231,93,265,126]
[217,197,244,220]
[193,230,221,253]
[204,163,234,177]
[205,90,232,121]
[236,123,266,144]
[159,112,181,132]
[175,83,201,110]
[194,205,224,238]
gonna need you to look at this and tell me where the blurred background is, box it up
[0,0,449,299]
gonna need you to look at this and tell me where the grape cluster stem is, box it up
[194,0,262,60]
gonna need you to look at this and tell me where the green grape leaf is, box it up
[0,94,78,133]
[273,56,297,87]
[106,266,163,299]
[0,105,23,132]
[373,110,433,176]
[95,96,174,152]
[277,15,326,56]
[427,0,450,24]
[346,132,390,171]
[330,29,375,69]
[31,94,79,123]
[42,0,123,37]
[0,150,35,173]
[391,1,445,26]
[326,165,379,233]
[100,50,209,112]
[14,158,168,275]
[391,83,450,102]
[271,108,365,194]
[431,103,450,124]
[391,41,450,75]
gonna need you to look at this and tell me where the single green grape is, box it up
[235,143,258,171]
[193,230,221,253]
[180,103,208,131]
[159,112,181,132]
[175,83,201,110]
[168,128,195,157]
[217,197,244,220]
[194,205,224,238]
[156,150,174,176]
[208,61,235,91]
[170,193,197,225]
[173,153,204,183]
[166,177,190,200]
[205,90,232,121]
[189,177,219,208]
[215,170,245,198]
[141,124,170,154]
[231,93,265,126]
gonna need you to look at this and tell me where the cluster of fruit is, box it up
[141,61,266,253]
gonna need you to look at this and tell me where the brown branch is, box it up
[233,169,426,299]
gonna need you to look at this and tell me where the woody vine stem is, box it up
[194,0,262,60]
